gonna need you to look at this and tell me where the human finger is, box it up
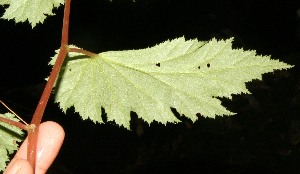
[5,121,65,174]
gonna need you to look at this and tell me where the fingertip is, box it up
[4,159,33,174]
[40,121,65,139]
[35,121,65,173]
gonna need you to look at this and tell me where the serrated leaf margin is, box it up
[0,113,24,172]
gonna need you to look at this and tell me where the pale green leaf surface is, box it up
[50,37,293,129]
[0,113,24,172]
[0,0,64,28]
[0,0,9,5]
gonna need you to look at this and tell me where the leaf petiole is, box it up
[0,116,27,130]
[68,47,98,57]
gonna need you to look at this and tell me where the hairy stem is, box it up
[27,0,71,171]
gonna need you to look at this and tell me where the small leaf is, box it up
[50,37,293,129]
[0,0,64,28]
[0,113,24,172]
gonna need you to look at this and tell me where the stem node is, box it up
[25,124,36,132]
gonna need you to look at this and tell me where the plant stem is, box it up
[0,116,27,130]
[68,47,98,57]
[27,0,71,171]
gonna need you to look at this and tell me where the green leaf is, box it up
[0,0,64,28]
[0,113,24,172]
[50,37,293,129]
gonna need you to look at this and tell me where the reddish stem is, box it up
[0,116,27,130]
[68,47,97,57]
[27,0,71,171]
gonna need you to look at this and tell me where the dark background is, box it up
[1,0,300,173]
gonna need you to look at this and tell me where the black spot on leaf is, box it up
[156,63,161,67]
[207,63,210,68]
[198,66,201,69]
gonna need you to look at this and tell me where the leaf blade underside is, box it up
[50,37,293,129]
